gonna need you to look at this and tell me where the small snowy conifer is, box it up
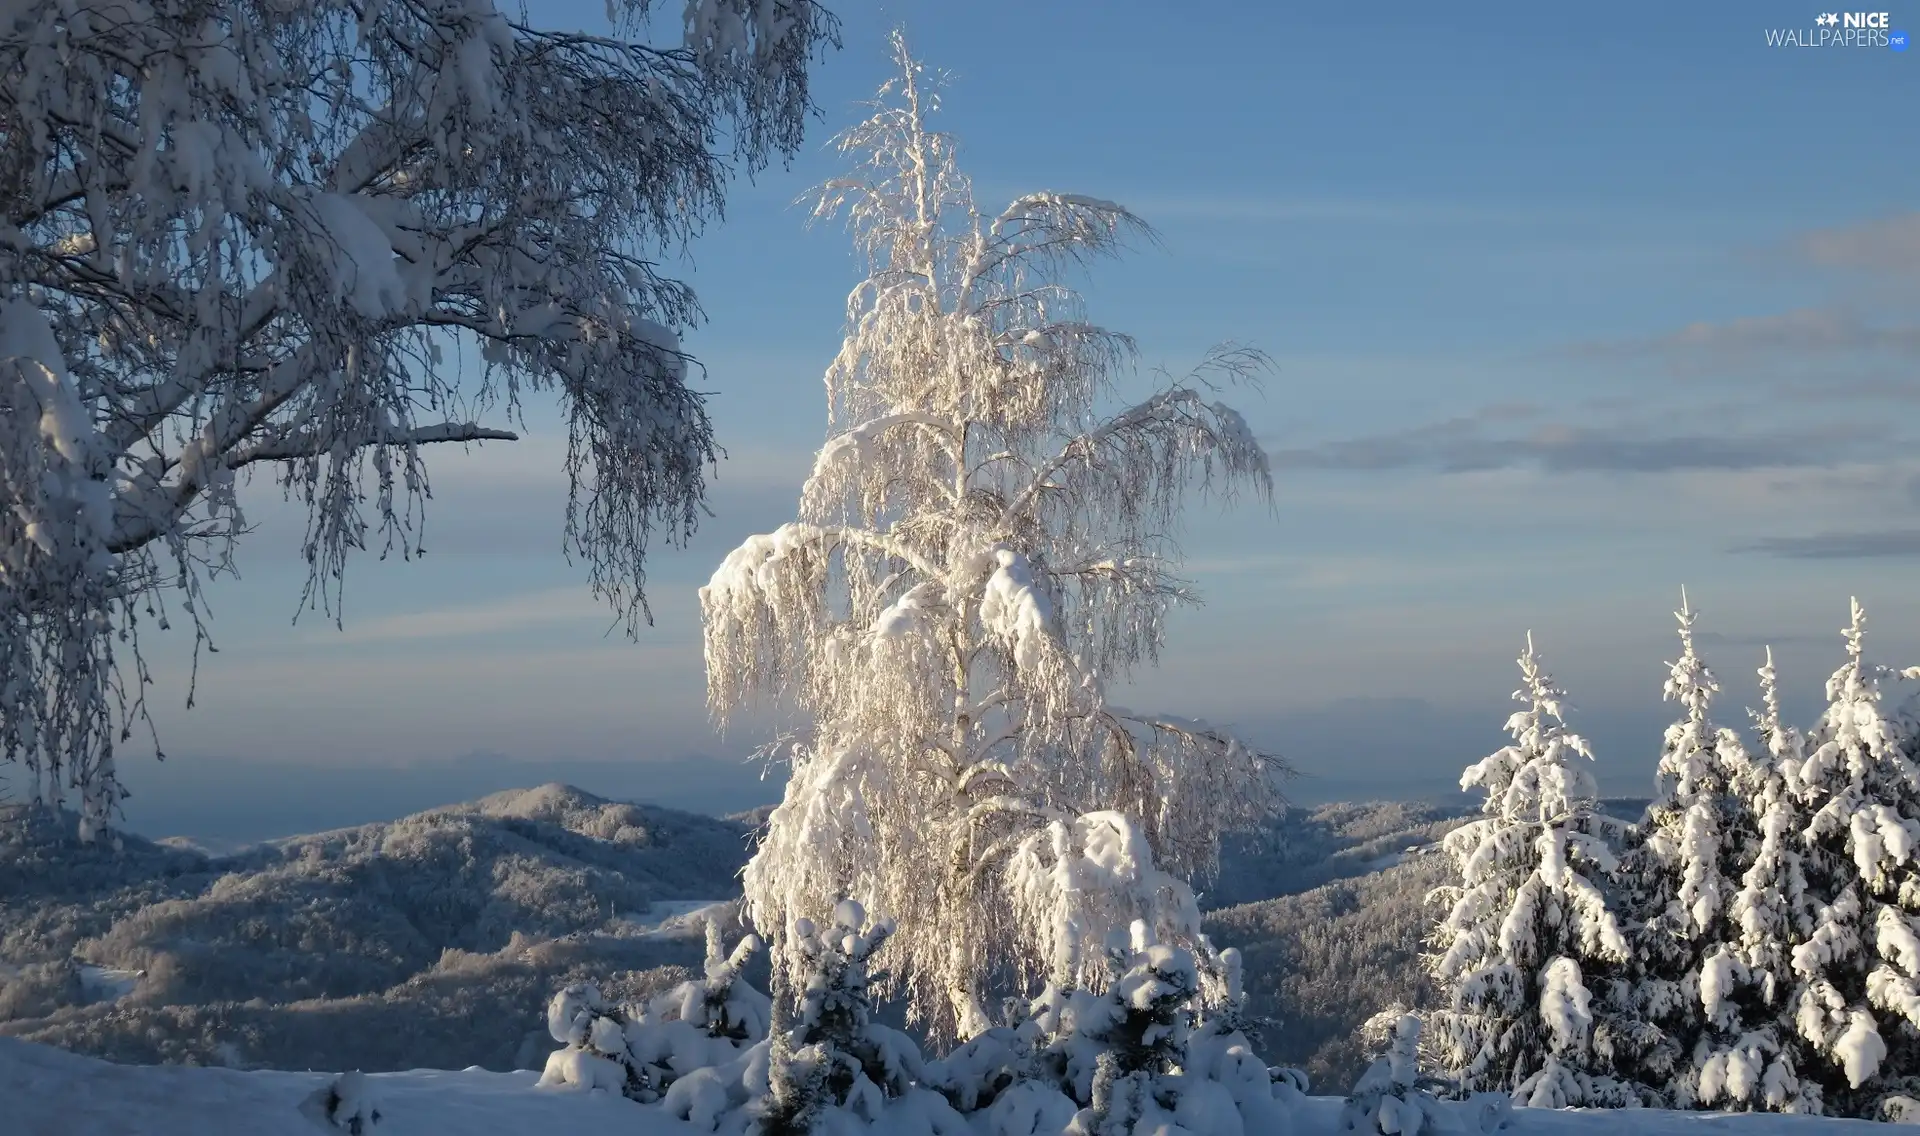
[539,982,653,1100]
[540,924,774,1106]
[760,901,961,1134]
[1341,1015,1468,1136]
[1011,921,1293,1136]
[301,1071,382,1134]
[653,918,774,1045]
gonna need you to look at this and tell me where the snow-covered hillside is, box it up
[0,787,1504,1084]
[0,1035,1886,1136]
[0,785,755,1072]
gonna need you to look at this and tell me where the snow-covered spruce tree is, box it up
[1685,647,1822,1114]
[1076,931,1197,1136]
[1782,598,1920,1117]
[300,1071,383,1135]
[1022,921,1195,1134]
[0,0,834,838]
[1612,594,1756,1105]
[1427,633,1638,1108]
[700,33,1282,1043]
[638,919,775,1085]
[1187,939,1263,1066]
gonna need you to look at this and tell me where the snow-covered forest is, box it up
[5,1,1919,1134]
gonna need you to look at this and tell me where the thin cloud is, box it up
[1658,308,1920,354]
[328,587,614,644]
[1693,629,1839,649]
[1562,308,1920,362]
[1111,195,1507,227]
[1777,375,1920,404]
[1761,466,1920,506]
[1732,529,1920,560]
[1269,414,1870,475]
[1797,212,1920,275]
[1550,211,1920,367]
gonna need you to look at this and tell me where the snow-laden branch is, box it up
[0,0,837,836]
[1002,383,1271,529]
[965,191,1156,304]
[229,423,521,467]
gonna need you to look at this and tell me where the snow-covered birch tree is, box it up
[1783,598,1920,1117]
[700,33,1284,1044]
[1426,633,1636,1107]
[0,0,835,837]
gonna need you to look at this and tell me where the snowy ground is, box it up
[76,964,143,1003]
[0,962,143,1004]
[615,898,737,938]
[1,1036,1889,1136]
[0,1038,661,1136]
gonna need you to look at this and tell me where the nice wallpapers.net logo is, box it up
[1764,10,1908,47]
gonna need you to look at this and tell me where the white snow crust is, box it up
[0,1036,1894,1136]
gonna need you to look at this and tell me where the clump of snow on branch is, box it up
[0,0,836,836]
[701,31,1283,1043]
[1008,811,1203,994]
[539,919,770,1105]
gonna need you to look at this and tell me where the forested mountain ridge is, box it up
[0,785,754,1072]
[0,786,1473,1080]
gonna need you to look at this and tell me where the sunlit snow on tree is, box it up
[699,32,1285,1044]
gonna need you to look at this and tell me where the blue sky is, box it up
[118,0,1920,840]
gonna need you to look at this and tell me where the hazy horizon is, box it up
[113,698,1704,845]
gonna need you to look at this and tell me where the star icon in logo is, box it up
[1817,11,1840,25]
